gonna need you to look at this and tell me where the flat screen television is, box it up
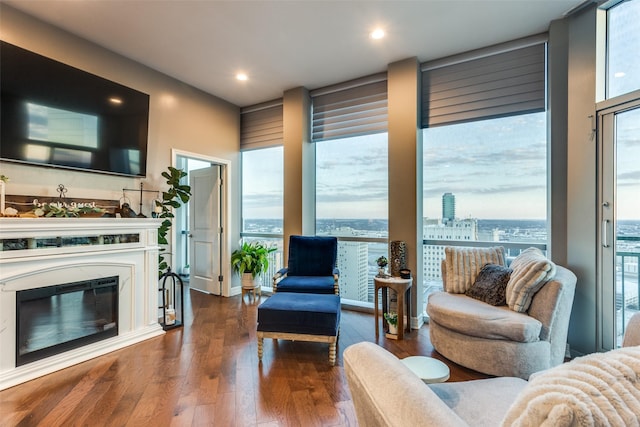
[1,41,150,177]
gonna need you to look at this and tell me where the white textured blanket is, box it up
[502,346,640,427]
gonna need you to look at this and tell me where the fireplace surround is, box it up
[0,218,164,390]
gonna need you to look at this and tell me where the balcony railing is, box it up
[242,233,387,307]
[616,236,640,344]
[242,232,640,336]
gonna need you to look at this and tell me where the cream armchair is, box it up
[344,314,640,427]
[427,247,577,379]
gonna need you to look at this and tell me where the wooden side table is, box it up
[374,276,412,340]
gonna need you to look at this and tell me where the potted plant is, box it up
[182,264,190,277]
[157,166,192,278]
[384,312,399,335]
[376,255,388,277]
[231,241,276,291]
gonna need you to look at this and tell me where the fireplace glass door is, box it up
[16,276,119,366]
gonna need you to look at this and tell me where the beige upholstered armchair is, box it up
[344,314,640,427]
[427,246,577,379]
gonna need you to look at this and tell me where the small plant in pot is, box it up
[231,241,276,290]
[384,312,398,335]
[376,255,388,277]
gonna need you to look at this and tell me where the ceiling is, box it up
[3,0,585,108]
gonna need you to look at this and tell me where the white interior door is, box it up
[189,165,222,295]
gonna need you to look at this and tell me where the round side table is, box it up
[401,356,450,384]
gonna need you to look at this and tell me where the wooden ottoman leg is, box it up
[329,338,337,366]
[257,332,264,362]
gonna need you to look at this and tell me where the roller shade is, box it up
[311,75,387,142]
[421,43,546,128]
[240,100,283,151]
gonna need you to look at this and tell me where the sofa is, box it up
[344,338,640,427]
[427,246,577,379]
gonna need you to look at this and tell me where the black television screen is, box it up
[1,41,149,177]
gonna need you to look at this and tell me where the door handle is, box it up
[188,234,193,238]
[602,219,610,248]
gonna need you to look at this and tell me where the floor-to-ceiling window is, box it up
[240,146,284,288]
[597,0,640,349]
[312,76,388,307]
[240,102,284,289]
[315,133,388,305]
[421,39,549,313]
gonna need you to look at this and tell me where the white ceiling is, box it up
[4,0,585,107]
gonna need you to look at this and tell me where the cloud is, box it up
[243,192,282,208]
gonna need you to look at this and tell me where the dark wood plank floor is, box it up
[0,287,488,427]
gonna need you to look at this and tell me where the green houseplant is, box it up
[231,241,276,290]
[157,166,191,277]
[384,312,399,335]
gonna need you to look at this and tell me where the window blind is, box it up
[240,100,283,151]
[421,42,546,128]
[311,74,387,142]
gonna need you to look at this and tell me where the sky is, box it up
[422,113,547,220]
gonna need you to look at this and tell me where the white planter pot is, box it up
[242,273,261,290]
[388,323,398,335]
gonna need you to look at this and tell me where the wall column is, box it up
[565,6,598,355]
[282,87,313,255]
[387,57,423,326]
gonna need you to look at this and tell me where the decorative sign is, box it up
[4,195,119,216]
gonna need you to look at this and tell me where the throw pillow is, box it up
[443,246,506,293]
[506,247,556,313]
[465,263,512,306]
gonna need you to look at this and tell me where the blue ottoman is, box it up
[257,293,341,365]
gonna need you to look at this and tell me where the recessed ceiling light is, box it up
[236,72,248,81]
[370,28,385,40]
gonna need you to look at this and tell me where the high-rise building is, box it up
[336,241,369,302]
[423,218,478,281]
[442,192,455,224]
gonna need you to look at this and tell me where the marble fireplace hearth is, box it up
[0,218,164,390]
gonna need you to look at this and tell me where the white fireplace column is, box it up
[0,218,164,390]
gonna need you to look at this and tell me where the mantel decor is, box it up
[3,194,119,218]
[0,174,7,215]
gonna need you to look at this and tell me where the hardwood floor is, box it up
[1,287,488,427]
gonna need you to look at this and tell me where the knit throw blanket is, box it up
[502,347,640,427]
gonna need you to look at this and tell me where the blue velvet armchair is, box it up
[272,235,340,294]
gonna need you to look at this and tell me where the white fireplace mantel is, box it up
[0,217,164,390]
